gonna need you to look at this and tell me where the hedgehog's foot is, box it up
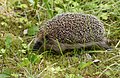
[97,41,112,51]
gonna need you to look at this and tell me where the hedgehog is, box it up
[33,13,111,52]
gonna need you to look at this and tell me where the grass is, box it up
[0,0,120,78]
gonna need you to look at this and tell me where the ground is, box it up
[0,0,120,78]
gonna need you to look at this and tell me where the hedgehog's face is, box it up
[32,34,44,51]
[32,38,43,51]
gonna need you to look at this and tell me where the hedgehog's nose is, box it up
[32,41,42,51]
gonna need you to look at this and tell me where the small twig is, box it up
[36,63,57,78]
[97,62,118,78]
[56,39,63,56]
[28,38,35,51]
[87,50,113,53]
[115,40,120,48]
[103,55,120,63]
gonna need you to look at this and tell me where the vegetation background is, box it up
[0,0,120,78]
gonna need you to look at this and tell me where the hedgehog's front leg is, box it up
[47,39,66,52]
[45,43,66,52]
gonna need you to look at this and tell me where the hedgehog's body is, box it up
[33,13,110,52]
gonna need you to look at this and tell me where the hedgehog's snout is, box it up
[33,40,43,51]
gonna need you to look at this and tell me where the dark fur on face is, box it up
[32,41,43,51]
